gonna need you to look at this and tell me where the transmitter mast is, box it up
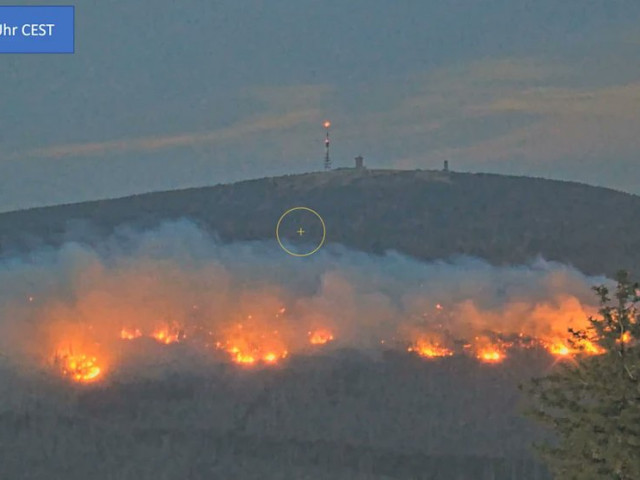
[323,120,331,170]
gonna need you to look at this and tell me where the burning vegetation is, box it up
[34,294,616,383]
[0,222,620,384]
[309,329,334,345]
[151,326,183,345]
[214,336,289,366]
[42,304,617,384]
[407,339,453,359]
[54,349,102,383]
[120,328,142,340]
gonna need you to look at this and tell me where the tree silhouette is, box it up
[524,271,640,479]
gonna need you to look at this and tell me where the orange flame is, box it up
[477,348,505,363]
[262,352,281,364]
[408,340,453,359]
[580,340,604,355]
[55,350,102,383]
[547,342,572,357]
[618,332,632,344]
[309,329,334,345]
[224,343,288,366]
[217,332,288,366]
[151,327,181,345]
[229,346,257,365]
[214,317,290,366]
[120,328,142,340]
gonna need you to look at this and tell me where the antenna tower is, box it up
[323,121,331,170]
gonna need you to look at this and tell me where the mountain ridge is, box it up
[1,169,639,277]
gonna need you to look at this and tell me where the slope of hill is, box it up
[1,169,639,276]
[0,350,552,480]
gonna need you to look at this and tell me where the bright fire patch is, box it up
[120,328,142,340]
[580,340,604,355]
[477,348,505,364]
[544,337,606,358]
[223,344,288,366]
[309,329,334,345]
[548,343,572,357]
[151,327,181,344]
[55,351,102,383]
[408,340,453,359]
[214,320,290,366]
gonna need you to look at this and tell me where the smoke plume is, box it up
[0,220,610,382]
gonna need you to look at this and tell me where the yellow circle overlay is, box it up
[276,207,326,257]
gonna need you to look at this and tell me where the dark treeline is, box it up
[0,350,553,479]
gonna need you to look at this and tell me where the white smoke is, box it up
[0,220,610,380]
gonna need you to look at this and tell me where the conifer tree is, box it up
[524,271,640,479]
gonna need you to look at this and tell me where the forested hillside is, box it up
[1,169,638,277]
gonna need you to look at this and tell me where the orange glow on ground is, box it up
[544,337,606,358]
[215,319,290,366]
[120,328,142,340]
[619,332,632,344]
[224,344,288,366]
[477,348,505,364]
[230,347,257,365]
[547,342,572,357]
[151,328,180,345]
[309,329,334,345]
[408,340,453,359]
[262,352,280,364]
[580,340,604,355]
[55,350,102,383]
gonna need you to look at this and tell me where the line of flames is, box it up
[52,298,635,384]
[56,325,335,383]
[407,334,610,363]
[57,326,624,385]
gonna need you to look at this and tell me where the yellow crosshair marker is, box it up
[276,207,326,257]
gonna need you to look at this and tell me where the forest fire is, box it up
[404,333,611,363]
[477,348,506,363]
[214,323,289,366]
[151,327,181,345]
[120,328,142,340]
[43,313,613,381]
[12,243,613,382]
[227,345,258,365]
[580,340,605,355]
[119,326,184,344]
[545,338,604,356]
[54,350,102,383]
[309,329,334,345]
[547,342,572,357]
[408,339,453,358]
[38,321,618,381]
[221,343,289,366]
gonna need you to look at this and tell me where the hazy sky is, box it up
[2,0,640,211]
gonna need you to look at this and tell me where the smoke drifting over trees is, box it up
[0,220,613,478]
[0,220,608,376]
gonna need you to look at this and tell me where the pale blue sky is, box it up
[2,0,640,211]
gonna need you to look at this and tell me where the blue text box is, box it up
[0,6,74,53]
